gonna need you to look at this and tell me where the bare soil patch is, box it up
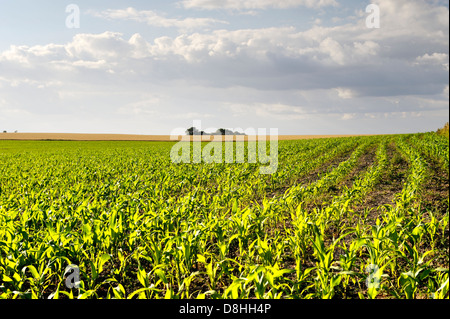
[414,146,449,217]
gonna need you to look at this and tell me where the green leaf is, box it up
[97,253,111,274]
[137,268,148,288]
[2,275,13,282]
[78,290,97,299]
[154,269,168,285]
[22,265,40,280]
[197,254,206,264]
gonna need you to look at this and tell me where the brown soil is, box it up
[415,150,449,217]
[267,146,356,200]
[357,142,410,224]
[305,144,377,211]
[338,145,378,190]
[301,148,356,186]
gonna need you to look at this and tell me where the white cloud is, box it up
[1,0,447,98]
[65,32,131,60]
[180,0,338,10]
[336,88,356,99]
[146,27,381,67]
[415,53,449,70]
[341,113,357,120]
[91,7,228,31]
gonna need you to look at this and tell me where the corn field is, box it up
[0,133,448,299]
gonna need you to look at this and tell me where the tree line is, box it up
[186,127,246,136]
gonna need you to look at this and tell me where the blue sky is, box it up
[0,0,354,49]
[0,0,448,134]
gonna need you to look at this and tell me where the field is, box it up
[0,133,448,299]
[0,133,373,141]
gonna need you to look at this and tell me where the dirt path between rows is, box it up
[356,141,409,224]
[266,145,357,201]
[305,144,378,212]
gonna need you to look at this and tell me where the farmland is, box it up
[0,133,448,299]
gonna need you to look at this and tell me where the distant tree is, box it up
[212,128,246,135]
[186,127,200,135]
[226,129,237,135]
[190,127,246,136]
[2,131,6,133]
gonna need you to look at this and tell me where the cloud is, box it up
[91,7,228,31]
[65,32,134,61]
[180,0,338,10]
[228,102,310,120]
[142,20,446,96]
[341,113,357,120]
[1,0,448,99]
[117,97,161,115]
[415,53,449,70]
[336,88,356,99]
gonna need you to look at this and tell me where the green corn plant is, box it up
[109,282,127,299]
[359,220,395,299]
[252,236,284,267]
[308,223,350,299]
[439,212,449,245]
[196,254,222,293]
[424,212,439,250]
[222,276,247,299]
[397,270,425,299]
[238,265,293,299]
[21,262,56,299]
[428,269,449,299]
[63,252,112,298]
[338,238,364,290]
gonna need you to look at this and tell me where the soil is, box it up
[357,142,410,224]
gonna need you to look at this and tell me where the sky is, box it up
[0,0,448,135]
